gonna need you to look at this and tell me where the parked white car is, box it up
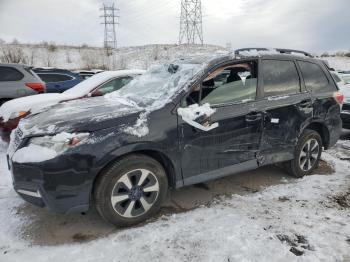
[0,70,145,140]
[331,71,347,88]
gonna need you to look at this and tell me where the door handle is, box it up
[246,112,262,122]
[183,116,219,132]
[299,99,313,108]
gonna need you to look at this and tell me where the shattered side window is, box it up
[199,62,257,105]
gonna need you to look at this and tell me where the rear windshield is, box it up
[38,73,73,83]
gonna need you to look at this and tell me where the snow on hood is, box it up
[18,96,143,136]
[0,70,145,122]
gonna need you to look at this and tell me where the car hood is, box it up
[18,96,144,136]
[0,93,75,122]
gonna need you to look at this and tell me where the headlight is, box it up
[30,132,90,155]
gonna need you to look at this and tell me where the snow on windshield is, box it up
[104,63,204,137]
[105,63,203,108]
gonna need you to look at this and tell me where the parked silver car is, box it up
[0,63,46,105]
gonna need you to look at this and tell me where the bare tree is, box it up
[28,48,37,66]
[0,44,28,64]
[152,45,160,61]
[43,46,56,67]
[65,50,72,64]
[81,49,109,70]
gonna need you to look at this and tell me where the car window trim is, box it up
[179,59,259,108]
[0,66,25,82]
[92,75,133,93]
[261,59,302,99]
[37,72,75,82]
[296,60,335,93]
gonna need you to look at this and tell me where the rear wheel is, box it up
[94,154,168,227]
[285,129,322,178]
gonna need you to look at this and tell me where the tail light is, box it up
[25,82,45,93]
[333,91,344,105]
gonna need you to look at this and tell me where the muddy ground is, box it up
[14,158,335,246]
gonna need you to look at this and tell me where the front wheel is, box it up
[285,129,322,178]
[94,155,168,227]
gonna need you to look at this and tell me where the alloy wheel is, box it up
[111,169,160,218]
[299,138,320,172]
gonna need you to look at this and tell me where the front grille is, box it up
[13,128,23,149]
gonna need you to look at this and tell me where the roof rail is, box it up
[235,48,314,58]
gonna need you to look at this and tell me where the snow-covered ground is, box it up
[0,136,349,261]
[325,57,350,71]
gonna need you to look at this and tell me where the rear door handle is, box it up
[246,112,262,122]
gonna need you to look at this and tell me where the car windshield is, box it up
[105,63,204,108]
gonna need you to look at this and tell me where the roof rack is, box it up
[235,48,314,58]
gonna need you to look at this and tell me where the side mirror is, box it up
[177,104,219,132]
[90,90,103,97]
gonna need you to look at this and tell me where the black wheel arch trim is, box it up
[91,142,180,198]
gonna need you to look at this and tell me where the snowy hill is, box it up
[1,42,350,72]
[0,43,226,70]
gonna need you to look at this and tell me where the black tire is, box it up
[94,154,168,227]
[285,129,322,178]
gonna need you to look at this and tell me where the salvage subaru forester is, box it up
[8,48,343,227]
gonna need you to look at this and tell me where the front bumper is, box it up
[9,154,96,213]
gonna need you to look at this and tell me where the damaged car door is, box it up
[256,59,313,165]
[178,60,263,186]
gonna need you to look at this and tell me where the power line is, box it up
[179,0,203,45]
[100,2,119,49]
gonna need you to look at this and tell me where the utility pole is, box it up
[179,0,203,45]
[100,2,119,50]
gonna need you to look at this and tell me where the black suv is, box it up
[8,48,343,227]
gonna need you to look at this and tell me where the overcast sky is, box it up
[0,0,349,52]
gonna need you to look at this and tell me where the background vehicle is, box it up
[339,73,350,84]
[8,49,343,227]
[0,70,145,140]
[339,83,350,129]
[33,68,83,93]
[331,71,347,88]
[0,63,45,105]
[76,69,104,80]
